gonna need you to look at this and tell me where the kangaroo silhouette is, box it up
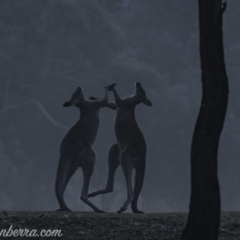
[55,85,112,212]
[88,82,152,213]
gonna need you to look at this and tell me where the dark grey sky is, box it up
[0,0,239,213]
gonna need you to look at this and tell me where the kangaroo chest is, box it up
[114,110,145,150]
[78,115,100,146]
[61,111,100,151]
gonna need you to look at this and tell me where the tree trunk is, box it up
[181,1,228,240]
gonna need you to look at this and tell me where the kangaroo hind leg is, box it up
[81,166,104,213]
[80,146,104,213]
[88,143,120,198]
[55,159,78,211]
[131,160,145,213]
[117,152,134,213]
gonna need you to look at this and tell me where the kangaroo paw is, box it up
[117,207,126,213]
[106,83,117,91]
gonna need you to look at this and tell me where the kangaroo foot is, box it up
[117,207,126,213]
[88,193,95,198]
[95,209,105,213]
[56,208,72,212]
[132,209,144,214]
[88,189,110,198]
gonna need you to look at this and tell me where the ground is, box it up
[0,211,239,240]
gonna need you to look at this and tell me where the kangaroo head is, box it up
[63,87,85,107]
[134,82,152,106]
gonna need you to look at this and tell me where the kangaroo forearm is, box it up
[98,89,108,107]
[112,89,122,107]
[106,102,117,110]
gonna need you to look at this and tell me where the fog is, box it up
[0,0,239,213]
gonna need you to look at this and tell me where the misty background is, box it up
[0,0,239,213]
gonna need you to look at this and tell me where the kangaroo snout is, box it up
[63,101,72,107]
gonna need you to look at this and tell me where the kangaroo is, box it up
[55,85,112,212]
[88,82,152,213]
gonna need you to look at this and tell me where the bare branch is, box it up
[0,100,35,114]
[0,81,70,130]
[0,99,69,130]
[33,101,69,130]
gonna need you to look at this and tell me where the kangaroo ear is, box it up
[106,103,117,110]
[142,97,152,107]
[63,100,72,107]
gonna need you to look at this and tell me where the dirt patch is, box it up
[0,211,239,240]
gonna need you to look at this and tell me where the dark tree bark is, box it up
[181,1,228,240]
